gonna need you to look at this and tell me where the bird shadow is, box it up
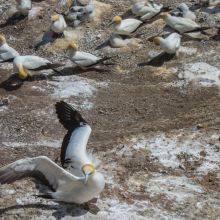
[95,39,110,50]
[0,74,24,91]
[138,52,176,67]
[0,12,26,28]
[50,66,108,77]
[34,31,62,51]
[0,202,96,219]
[0,73,59,92]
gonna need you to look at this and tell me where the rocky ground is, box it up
[0,0,220,219]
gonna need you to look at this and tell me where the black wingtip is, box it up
[55,101,87,130]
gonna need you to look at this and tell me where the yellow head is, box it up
[160,12,170,19]
[51,14,60,22]
[0,35,6,45]
[82,164,95,183]
[17,65,28,79]
[153,37,162,45]
[113,16,122,24]
[67,42,77,50]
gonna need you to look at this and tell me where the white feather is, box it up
[0,43,19,62]
[113,19,142,36]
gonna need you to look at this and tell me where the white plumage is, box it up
[69,51,101,67]
[162,13,200,33]
[50,14,67,34]
[132,0,163,21]
[16,0,32,16]
[112,16,142,36]
[0,36,19,62]
[13,55,60,79]
[0,101,105,204]
[154,33,181,54]
[109,34,129,48]
[132,1,146,16]
[14,55,51,70]
[67,43,111,69]
[177,3,196,21]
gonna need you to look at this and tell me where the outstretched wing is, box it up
[0,156,81,191]
[55,101,92,172]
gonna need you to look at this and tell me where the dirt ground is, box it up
[0,0,220,219]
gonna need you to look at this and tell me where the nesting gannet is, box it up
[161,12,200,33]
[28,6,43,21]
[132,1,147,16]
[67,42,112,69]
[109,34,129,48]
[56,0,73,13]
[67,0,94,27]
[154,33,181,55]
[13,55,62,79]
[0,35,19,63]
[71,0,94,14]
[200,0,220,7]
[111,16,142,36]
[16,0,32,16]
[132,0,163,21]
[50,14,67,34]
[176,3,196,21]
[0,101,105,204]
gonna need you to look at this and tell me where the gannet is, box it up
[16,0,32,16]
[154,33,181,55]
[200,0,220,6]
[0,101,105,204]
[67,42,112,69]
[161,12,200,33]
[109,34,128,48]
[132,1,147,16]
[13,55,62,79]
[0,35,19,63]
[28,6,43,21]
[176,3,196,21]
[67,0,94,27]
[56,0,73,13]
[132,0,163,21]
[50,14,67,34]
[111,16,142,36]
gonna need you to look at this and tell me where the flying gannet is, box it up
[0,101,105,204]
[161,12,201,33]
[154,33,181,55]
[50,14,67,34]
[67,42,113,69]
[111,16,143,36]
[0,35,20,63]
[13,55,62,79]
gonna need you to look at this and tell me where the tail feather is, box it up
[34,193,54,200]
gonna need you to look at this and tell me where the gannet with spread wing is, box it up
[0,101,105,204]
